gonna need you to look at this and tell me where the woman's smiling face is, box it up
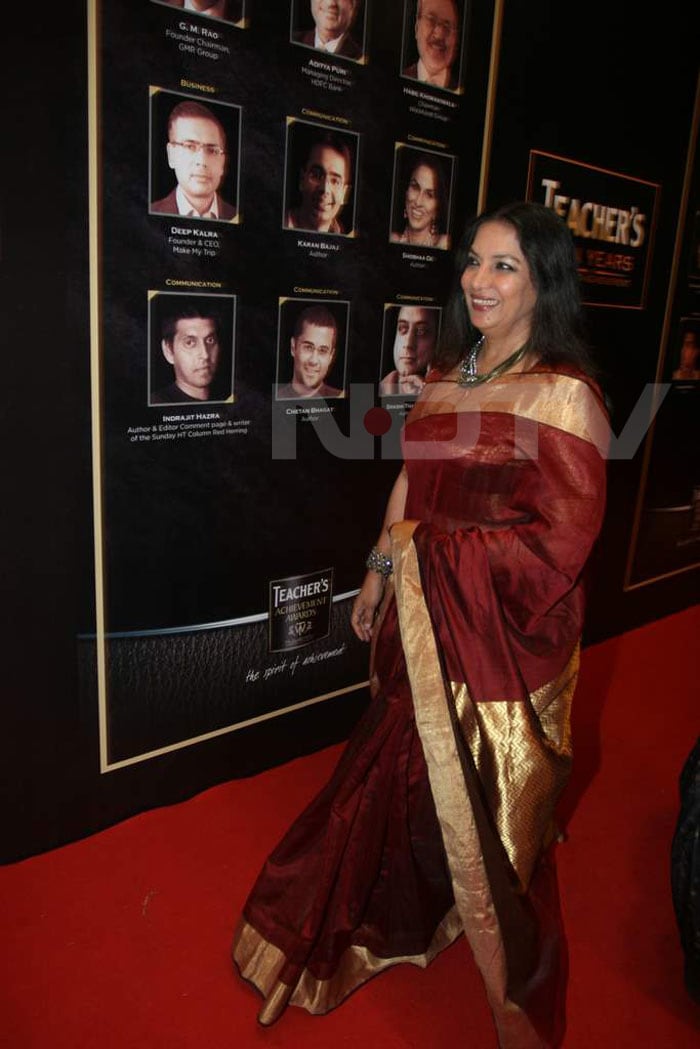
[460,220,538,347]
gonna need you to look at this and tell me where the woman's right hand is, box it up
[351,571,386,642]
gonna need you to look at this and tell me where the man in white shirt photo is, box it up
[293,0,363,60]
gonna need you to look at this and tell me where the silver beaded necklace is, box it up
[457,336,528,387]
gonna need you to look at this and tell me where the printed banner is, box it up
[87,0,495,769]
[527,150,660,309]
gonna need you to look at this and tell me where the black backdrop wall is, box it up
[2,1,697,863]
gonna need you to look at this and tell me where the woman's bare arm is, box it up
[351,467,408,642]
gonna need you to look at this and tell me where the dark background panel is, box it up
[482,0,699,642]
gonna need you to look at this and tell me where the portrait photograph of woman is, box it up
[389,145,454,250]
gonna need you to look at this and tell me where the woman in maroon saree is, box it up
[232,202,608,1048]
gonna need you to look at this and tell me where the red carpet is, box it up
[2,607,699,1047]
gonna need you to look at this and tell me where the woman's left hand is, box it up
[351,572,385,642]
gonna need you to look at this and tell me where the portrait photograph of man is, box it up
[401,0,465,93]
[290,0,366,61]
[276,299,348,400]
[149,90,241,223]
[283,120,358,236]
[378,303,441,397]
[148,293,235,406]
[150,0,245,27]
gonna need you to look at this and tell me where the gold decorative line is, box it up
[87,0,109,773]
[477,0,505,212]
[526,148,662,189]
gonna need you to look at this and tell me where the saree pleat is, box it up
[391,522,569,1047]
[233,603,460,1020]
[232,367,607,1047]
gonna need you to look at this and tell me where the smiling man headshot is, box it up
[403,0,461,91]
[293,0,363,59]
[285,129,354,235]
[151,99,237,222]
[277,304,345,400]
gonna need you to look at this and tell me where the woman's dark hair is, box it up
[434,200,597,375]
[401,152,448,235]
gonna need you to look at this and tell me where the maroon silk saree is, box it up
[233,367,608,1047]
